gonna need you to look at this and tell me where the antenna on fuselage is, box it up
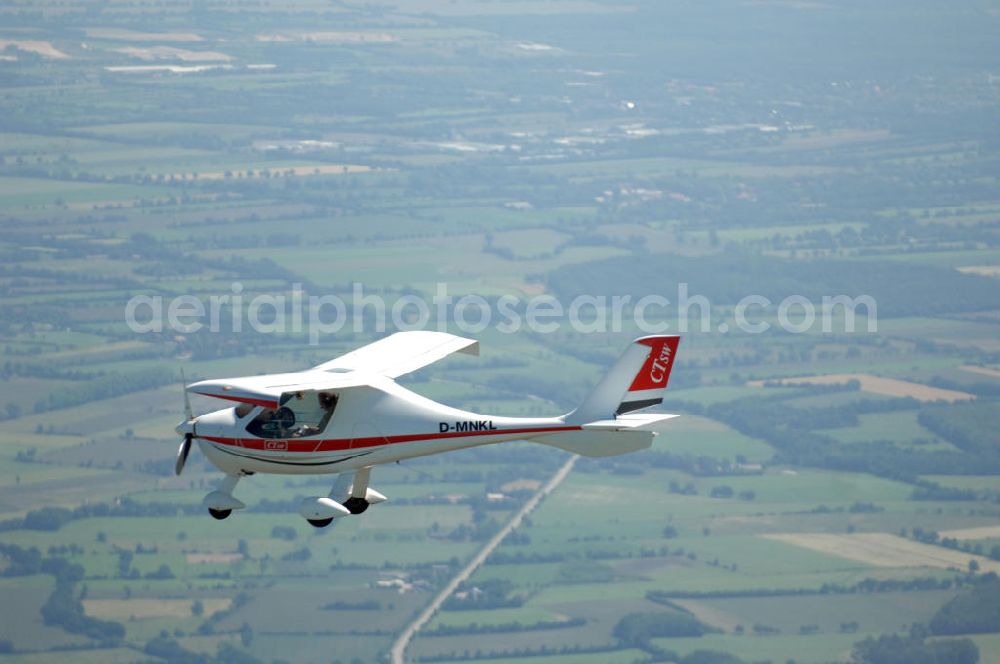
[394,459,437,482]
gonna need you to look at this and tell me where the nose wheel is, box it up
[203,475,245,522]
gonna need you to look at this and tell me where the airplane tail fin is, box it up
[532,336,680,457]
[566,335,680,424]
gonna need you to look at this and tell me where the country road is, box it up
[389,455,578,664]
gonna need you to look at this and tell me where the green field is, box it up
[1,0,998,662]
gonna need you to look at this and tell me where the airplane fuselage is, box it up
[194,375,575,476]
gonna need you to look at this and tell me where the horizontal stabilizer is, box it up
[582,413,680,431]
[529,428,655,457]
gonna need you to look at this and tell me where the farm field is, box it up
[761,533,1000,574]
[0,0,998,663]
[747,374,976,402]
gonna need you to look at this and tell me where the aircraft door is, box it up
[350,423,388,451]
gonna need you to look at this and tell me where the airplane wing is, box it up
[187,371,370,409]
[312,331,479,378]
[188,332,479,408]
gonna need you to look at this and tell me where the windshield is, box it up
[245,392,337,439]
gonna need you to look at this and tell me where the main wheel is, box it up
[208,508,232,520]
[342,497,369,515]
[307,517,334,528]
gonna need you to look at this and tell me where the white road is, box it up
[389,455,577,664]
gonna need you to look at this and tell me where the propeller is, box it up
[175,434,192,476]
[175,369,196,476]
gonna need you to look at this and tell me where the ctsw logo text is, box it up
[649,344,672,385]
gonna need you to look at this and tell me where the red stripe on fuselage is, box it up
[201,425,580,453]
[193,392,279,409]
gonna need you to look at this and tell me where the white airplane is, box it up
[175,332,680,527]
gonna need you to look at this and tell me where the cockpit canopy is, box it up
[241,391,338,439]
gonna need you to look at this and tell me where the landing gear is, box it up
[338,468,385,515]
[202,469,386,525]
[342,497,370,514]
[203,474,246,521]
[296,468,385,525]
[307,518,334,528]
[298,496,350,524]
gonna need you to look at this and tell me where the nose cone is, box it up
[175,419,196,436]
[186,408,238,439]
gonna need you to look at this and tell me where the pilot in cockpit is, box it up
[245,391,338,439]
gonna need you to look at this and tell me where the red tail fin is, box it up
[569,335,681,423]
[617,335,680,414]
